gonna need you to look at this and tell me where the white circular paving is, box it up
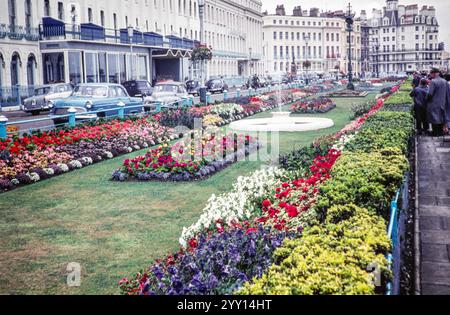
[229,112,335,132]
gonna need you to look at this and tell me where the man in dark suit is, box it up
[410,78,429,135]
[427,68,448,137]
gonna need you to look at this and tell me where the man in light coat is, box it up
[427,68,448,137]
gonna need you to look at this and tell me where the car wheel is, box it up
[31,110,41,116]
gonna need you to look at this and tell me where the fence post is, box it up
[206,92,212,104]
[67,107,77,127]
[189,95,194,106]
[236,88,241,98]
[182,96,188,107]
[117,101,125,119]
[155,101,162,113]
[0,115,8,140]
[223,90,228,100]
[248,88,253,97]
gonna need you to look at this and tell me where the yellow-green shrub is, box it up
[237,204,391,295]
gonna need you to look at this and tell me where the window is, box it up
[25,0,32,30]
[58,2,64,20]
[68,51,82,84]
[88,8,93,23]
[100,11,105,27]
[113,14,117,29]
[273,32,277,40]
[44,0,50,16]
[8,0,16,30]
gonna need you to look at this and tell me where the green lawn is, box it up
[0,95,374,295]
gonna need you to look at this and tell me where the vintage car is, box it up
[22,83,73,115]
[49,83,143,125]
[122,80,153,98]
[205,78,228,94]
[185,80,201,97]
[143,81,189,111]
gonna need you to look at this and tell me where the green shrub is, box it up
[237,204,391,295]
[316,148,408,220]
[384,91,412,106]
[345,111,414,154]
[350,101,376,120]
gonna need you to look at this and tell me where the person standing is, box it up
[445,73,450,134]
[412,72,421,88]
[410,78,429,135]
[426,68,448,137]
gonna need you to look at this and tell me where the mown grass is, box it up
[0,95,375,294]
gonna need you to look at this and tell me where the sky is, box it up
[260,0,450,49]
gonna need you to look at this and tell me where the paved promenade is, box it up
[418,136,450,294]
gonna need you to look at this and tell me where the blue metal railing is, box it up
[0,86,36,107]
[0,23,39,41]
[0,84,301,139]
[386,173,410,295]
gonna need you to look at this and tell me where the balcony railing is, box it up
[39,19,195,50]
[0,24,39,41]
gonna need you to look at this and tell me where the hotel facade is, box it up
[262,5,362,77]
[0,0,264,106]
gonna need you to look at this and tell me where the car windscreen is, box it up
[35,87,51,95]
[154,85,178,93]
[72,86,108,98]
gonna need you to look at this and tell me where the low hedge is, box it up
[344,111,414,154]
[237,204,391,295]
[316,148,409,220]
[383,91,411,106]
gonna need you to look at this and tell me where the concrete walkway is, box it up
[418,136,450,294]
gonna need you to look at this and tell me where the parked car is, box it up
[186,80,201,96]
[22,83,73,115]
[122,80,153,98]
[49,83,143,125]
[205,78,228,94]
[144,81,189,111]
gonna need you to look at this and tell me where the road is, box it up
[0,87,252,133]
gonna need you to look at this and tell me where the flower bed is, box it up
[112,133,260,182]
[290,97,336,114]
[0,118,173,192]
[119,82,412,295]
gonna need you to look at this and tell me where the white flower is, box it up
[44,168,55,176]
[11,178,19,185]
[58,163,70,172]
[133,145,141,150]
[179,167,291,247]
[28,172,40,182]
[69,160,83,169]
[105,151,114,159]
[81,157,93,165]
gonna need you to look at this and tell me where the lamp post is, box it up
[303,34,310,85]
[198,0,205,86]
[375,44,380,78]
[345,3,355,90]
[128,25,134,80]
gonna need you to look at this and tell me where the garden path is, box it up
[417,136,450,294]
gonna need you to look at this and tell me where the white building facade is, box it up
[262,5,362,77]
[0,0,264,107]
[367,0,443,75]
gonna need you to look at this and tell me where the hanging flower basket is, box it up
[190,45,213,62]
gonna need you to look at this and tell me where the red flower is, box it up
[246,228,258,235]
[262,199,271,208]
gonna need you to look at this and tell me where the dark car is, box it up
[186,80,201,96]
[205,79,228,94]
[122,80,153,98]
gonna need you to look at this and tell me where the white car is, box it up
[22,84,73,115]
[144,81,189,110]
